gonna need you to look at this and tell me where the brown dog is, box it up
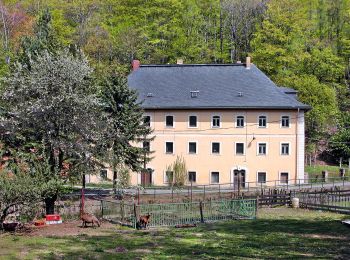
[80,211,100,228]
[137,214,151,229]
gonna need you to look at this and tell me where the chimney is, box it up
[132,60,140,71]
[246,56,251,69]
[177,59,184,65]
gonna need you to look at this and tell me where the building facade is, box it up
[127,59,310,187]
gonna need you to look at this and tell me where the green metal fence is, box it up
[102,200,135,227]
[102,198,257,228]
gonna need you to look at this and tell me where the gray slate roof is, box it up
[127,64,311,110]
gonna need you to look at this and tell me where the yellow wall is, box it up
[130,109,304,187]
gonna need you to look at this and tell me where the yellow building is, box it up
[124,58,310,187]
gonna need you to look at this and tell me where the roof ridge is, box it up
[140,63,249,67]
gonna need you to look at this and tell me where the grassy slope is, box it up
[305,165,348,176]
[1,208,349,259]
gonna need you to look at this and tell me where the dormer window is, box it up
[190,91,199,98]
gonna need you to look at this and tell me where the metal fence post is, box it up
[101,200,104,218]
[199,201,204,223]
[191,181,193,203]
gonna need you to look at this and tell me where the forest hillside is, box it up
[1,0,350,164]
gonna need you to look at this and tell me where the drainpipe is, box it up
[295,108,299,184]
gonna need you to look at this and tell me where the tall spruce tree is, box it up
[100,75,153,191]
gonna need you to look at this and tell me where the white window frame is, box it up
[165,114,175,128]
[210,171,220,184]
[257,142,268,156]
[256,171,267,184]
[188,114,198,128]
[258,115,268,128]
[188,171,197,183]
[165,141,174,154]
[279,171,289,185]
[280,115,291,128]
[211,142,221,155]
[164,170,174,184]
[235,115,245,128]
[211,115,221,128]
[280,142,291,156]
[235,142,245,155]
[188,141,198,155]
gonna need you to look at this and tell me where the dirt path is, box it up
[27,220,118,237]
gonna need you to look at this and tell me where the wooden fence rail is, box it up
[295,188,350,214]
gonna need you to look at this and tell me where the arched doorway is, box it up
[233,169,246,189]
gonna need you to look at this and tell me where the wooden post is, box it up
[121,201,125,222]
[137,188,140,205]
[199,201,204,223]
[101,200,104,218]
[133,203,137,229]
[171,187,174,202]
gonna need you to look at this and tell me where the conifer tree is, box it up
[100,75,153,191]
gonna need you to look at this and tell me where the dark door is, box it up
[234,169,246,189]
[141,170,152,186]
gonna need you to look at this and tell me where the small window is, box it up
[212,116,220,128]
[281,143,290,155]
[165,142,174,154]
[165,115,174,127]
[211,172,219,184]
[143,141,150,152]
[281,116,290,128]
[236,116,245,128]
[165,171,173,183]
[280,172,289,184]
[258,143,267,155]
[212,142,220,154]
[100,169,108,180]
[189,142,197,154]
[143,116,151,127]
[190,91,199,98]
[258,172,266,184]
[189,115,197,127]
[236,143,244,155]
[188,171,196,182]
[258,116,267,127]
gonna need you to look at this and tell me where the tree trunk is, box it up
[44,194,57,215]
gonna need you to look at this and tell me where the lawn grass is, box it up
[305,165,348,176]
[1,207,349,259]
